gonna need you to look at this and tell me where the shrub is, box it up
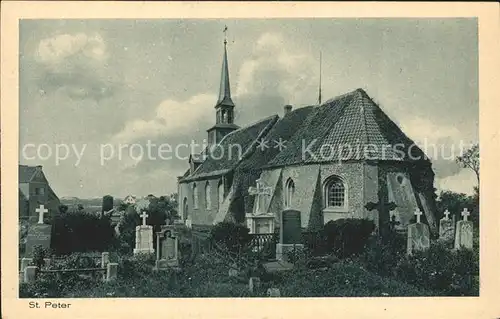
[209,222,251,254]
[322,218,375,258]
[360,231,406,277]
[51,211,115,255]
[31,245,53,269]
[118,253,156,280]
[394,242,479,296]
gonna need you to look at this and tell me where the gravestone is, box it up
[267,288,281,297]
[246,179,275,234]
[407,208,430,255]
[439,209,455,244]
[248,277,261,293]
[454,208,473,250]
[228,262,239,277]
[133,212,154,255]
[276,209,303,262]
[155,225,179,269]
[25,204,52,256]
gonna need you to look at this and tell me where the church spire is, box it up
[207,25,239,146]
[216,25,234,107]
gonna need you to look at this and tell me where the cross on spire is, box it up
[443,209,451,220]
[216,25,234,108]
[35,204,48,224]
[414,208,423,223]
[248,178,273,214]
[461,208,470,221]
[140,211,149,226]
[223,25,228,45]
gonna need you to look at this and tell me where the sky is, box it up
[19,18,479,198]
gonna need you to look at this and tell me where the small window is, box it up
[35,187,45,195]
[193,183,198,209]
[205,182,212,210]
[396,174,404,185]
[183,197,189,220]
[324,176,346,208]
[284,178,295,208]
[218,180,224,208]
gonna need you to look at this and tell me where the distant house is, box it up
[123,195,137,205]
[19,165,60,223]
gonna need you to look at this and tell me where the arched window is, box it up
[205,182,212,210]
[284,178,295,208]
[218,180,224,208]
[183,197,189,220]
[324,176,347,209]
[193,183,198,209]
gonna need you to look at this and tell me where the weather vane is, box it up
[223,25,228,45]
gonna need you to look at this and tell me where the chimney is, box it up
[284,105,293,115]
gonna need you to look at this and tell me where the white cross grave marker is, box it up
[248,179,273,214]
[35,204,48,224]
[443,209,451,220]
[140,211,149,226]
[461,208,470,221]
[414,208,423,224]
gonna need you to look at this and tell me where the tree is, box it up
[58,204,69,214]
[102,195,114,213]
[435,190,479,226]
[456,143,479,183]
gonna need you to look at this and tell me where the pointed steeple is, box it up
[216,30,234,108]
[207,26,239,146]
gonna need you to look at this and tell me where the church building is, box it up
[177,38,438,235]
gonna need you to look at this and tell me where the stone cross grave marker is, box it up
[140,211,148,225]
[439,209,455,244]
[365,189,397,235]
[133,211,154,255]
[454,208,473,250]
[25,204,52,256]
[276,209,303,262]
[248,178,272,214]
[407,208,430,255]
[35,204,48,224]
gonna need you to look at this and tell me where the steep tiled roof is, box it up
[238,106,316,172]
[267,89,427,167]
[181,115,278,181]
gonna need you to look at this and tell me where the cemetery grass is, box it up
[21,254,434,298]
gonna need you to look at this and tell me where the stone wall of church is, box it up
[263,162,369,229]
[178,177,223,225]
[280,164,320,228]
[320,162,365,223]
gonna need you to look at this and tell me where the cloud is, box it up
[399,116,462,148]
[436,168,477,195]
[36,33,107,64]
[234,32,318,124]
[112,94,215,144]
[33,33,116,101]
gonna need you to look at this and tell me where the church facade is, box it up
[177,40,438,235]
